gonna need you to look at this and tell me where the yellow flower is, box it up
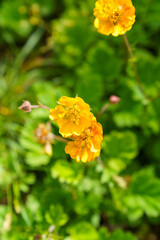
[93,0,135,36]
[49,96,92,137]
[65,120,103,163]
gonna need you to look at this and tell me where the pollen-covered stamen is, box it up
[78,127,97,151]
[111,11,120,25]
[63,107,81,125]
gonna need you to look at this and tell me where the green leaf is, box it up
[0,166,14,186]
[113,85,143,128]
[0,205,8,231]
[73,191,102,215]
[76,67,103,113]
[69,222,99,240]
[21,206,32,227]
[87,41,122,80]
[124,168,160,218]
[108,229,137,240]
[0,0,32,37]
[45,204,68,227]
[15,27,44,68]
[107,158,127,173]
[26,152,50,167]
[32,82,69,109]
[102,131,138,164]
[137,56,160,98]
[146,98,160,133]
[54,13,96,67]
[51,159,83,184]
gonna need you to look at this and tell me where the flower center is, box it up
[111,11,120,25]
[63,106,80,125]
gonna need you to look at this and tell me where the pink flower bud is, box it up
[109,95,121,104]
[18,101,32,112]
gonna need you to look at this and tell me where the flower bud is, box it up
[18,101,32,112]
[109,95,121,104]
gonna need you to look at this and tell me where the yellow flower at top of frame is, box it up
[65,119,103,163]
[49,96,92,137]
[93,0,135,36]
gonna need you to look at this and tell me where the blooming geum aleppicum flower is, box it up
[49,96,103,162]
[65,120,103,163]
[93,0,135,36]
[49,96,92,137]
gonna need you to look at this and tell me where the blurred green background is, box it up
[0,0,160,239]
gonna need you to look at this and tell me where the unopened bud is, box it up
[109,95,120,104]
[18,101,32,112]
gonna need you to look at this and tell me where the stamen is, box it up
[111,11,120,25]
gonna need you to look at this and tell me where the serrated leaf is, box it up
[26,152,50,167]
[69,222,99,240]
[102,131,137,163]
[87,41,121,80]
[45,204,68,227]
[51,160,83,184]
[108,229,137,240]
[124,168,160,218]
[137,57,160,98]
[76,67,103,112]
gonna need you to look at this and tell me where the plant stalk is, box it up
[123,34,147,98]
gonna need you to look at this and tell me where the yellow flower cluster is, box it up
[49,96,103,163]
[93,0,135,36]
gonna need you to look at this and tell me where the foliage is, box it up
[0,0,160,239]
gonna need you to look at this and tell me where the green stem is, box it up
[7,185,13,211]
[123,34,147,99]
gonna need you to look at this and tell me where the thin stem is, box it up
[31,104,50,110]
[123,34,147,98]
[37,101,50,111]
[96,103,110,119]
[18,100,50,112]
[6,185,13,211]
[53,134,69,143]
[97,155,105,166]
[30,105,40,109]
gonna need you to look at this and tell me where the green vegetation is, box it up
[0,0,160,239]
